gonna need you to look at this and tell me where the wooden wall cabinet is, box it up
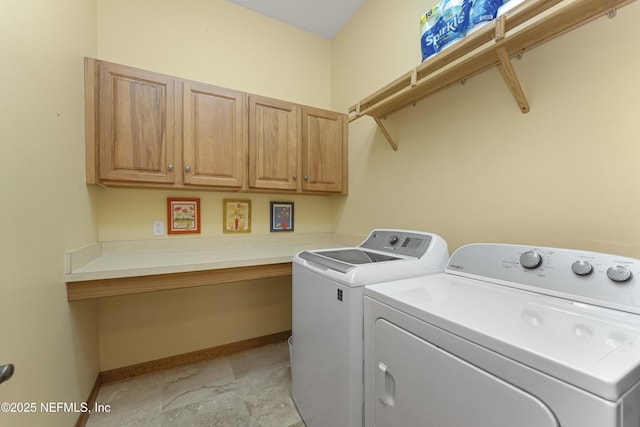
[94,61,177,184]
[248,96,348,194]
[87,59,246,190]
[86,58,347,195]
[183,81,245,188]
[301,107,347,193]
[248,96,299,191]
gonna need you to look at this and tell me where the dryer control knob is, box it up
[607,265,632,283]
[389,235,399,245]
[571,260,593,276]
[520,250,542,269]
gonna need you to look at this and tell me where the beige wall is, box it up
[333,0,640,258]
[0,0,99,425]
[99,278,293,370]
[96,189,335,241]
[96,0,332,106]
[95,0,338,369]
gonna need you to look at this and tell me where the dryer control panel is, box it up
[446,243,640,314]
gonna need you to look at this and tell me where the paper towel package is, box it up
[420,0,472,61]
[439,0,472,50]
[468,0,504,34]
[421,0,524,62]
[420,6,442,61]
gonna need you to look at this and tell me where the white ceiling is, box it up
[225,0,366,39]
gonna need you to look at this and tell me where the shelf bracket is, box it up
[496,47,530,114]
[373,116,398,151]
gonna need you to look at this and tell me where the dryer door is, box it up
[373,319,559,427]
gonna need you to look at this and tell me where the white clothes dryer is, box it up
[364,243,640,427]
[291,229,449,427]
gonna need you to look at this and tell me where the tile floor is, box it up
[86,341,305,427]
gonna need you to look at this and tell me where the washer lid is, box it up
[299,249,400,273]
[295,250,430,287]
[365,274,640,401]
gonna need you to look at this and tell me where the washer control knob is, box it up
[389,235,399,245]
[520,250,542,269]
[607,265,632,283]
[571,260,593,276]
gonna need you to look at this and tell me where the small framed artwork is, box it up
[223,199,251,233]
[167,198,201,235]
[270,202,294,232]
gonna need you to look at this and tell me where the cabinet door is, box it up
[98,62,176,183]
[301,107,348,193]
[248,96,299,191]
[183,82,246,188]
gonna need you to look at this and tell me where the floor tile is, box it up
[86,340,305,427]
[87,372,164,427]
[229,341,289,379]
[239,364,300,427]
[161,390,250,427]
[162,357,236,412]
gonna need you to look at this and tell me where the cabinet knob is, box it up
[293,174,297,180]
[167,164,174,171]
[304,175,309,181]
[184,165,191,173]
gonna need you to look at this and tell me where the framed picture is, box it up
[167,198,201,234]
[270,202,294,232]
[223,199,251,233]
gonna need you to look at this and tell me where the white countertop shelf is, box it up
[66,243,325,282]
[65,233,350,300]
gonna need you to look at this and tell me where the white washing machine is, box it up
[291,229,449,427]
[364,243,640,427]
